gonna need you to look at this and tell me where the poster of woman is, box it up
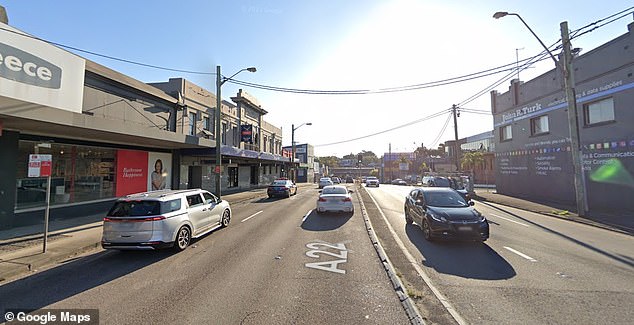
[148,152,171,191]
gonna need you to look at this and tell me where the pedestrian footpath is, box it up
[0,184,313,283]
[474,188,634,235]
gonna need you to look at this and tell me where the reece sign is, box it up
[0,22,85,113]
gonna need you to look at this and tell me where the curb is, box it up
[0,222,103,246]
[355,185,426,325]
[474,197,632,236]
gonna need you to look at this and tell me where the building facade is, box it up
[283,143,315,183]
[490,21,634,214]
[0,22,288,231]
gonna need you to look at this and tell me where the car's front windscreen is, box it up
[424,191,468,208]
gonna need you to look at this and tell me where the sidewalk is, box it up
[0,184,313,283]
[474,188,634,236]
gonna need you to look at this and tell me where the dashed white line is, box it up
[489,213,530,227]
[241,210,263,223]
[504,246,538,262]
[302,210,313,223]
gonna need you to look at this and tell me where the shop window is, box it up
[530,115,549,136]
[15,141,116,209]
[500,125,512,142]
[585,97,615,126]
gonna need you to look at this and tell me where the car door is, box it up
[186,193,208,234]
[203,191,223,225]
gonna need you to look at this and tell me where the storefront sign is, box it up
[28,154,52,177]
[0,23,85,113]
[240,124,253,143]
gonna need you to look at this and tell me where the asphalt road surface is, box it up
[363,184,634,325]
[0,185,410,325]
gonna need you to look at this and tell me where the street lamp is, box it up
[291,122,312,182]
[215,66,256,199]
[493,12,587,216]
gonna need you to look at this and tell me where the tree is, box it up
[461,151,484,174]
[316,156,339,168]
[370,169,379,177]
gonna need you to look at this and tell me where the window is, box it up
[263,135,268,152]
[188,112,197,136]
[203,116,210,131]
[186,194,203,207]
[530,115,549,136]
[500,125,512,141]
[585,97,615,126]
[222,122,227,145]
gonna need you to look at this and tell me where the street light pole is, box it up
[291,122,312,182]
[493,12,587,216]
[215,65,256,199]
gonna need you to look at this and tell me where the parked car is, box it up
[319,177,334,189]
[316,185,354,214]
[403,187,488,242]
[102,189,231,251]
[365,176,380,187]
[391,179,408,186]
[267,179,297,198]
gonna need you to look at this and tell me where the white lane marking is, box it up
[366,190,468,325]
[504,246,538,262]
[302,210,313,223]
[489,213,530,227]
[241,210,263,223]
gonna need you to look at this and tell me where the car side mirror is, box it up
[469,201,475,206]
[348,190,354,193]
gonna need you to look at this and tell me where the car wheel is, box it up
[174,226,191,251]
[221,209,231,228]
[422,219,434,241]
[286,191,291,198]
[404,208,413,224]
[268,195,273,199]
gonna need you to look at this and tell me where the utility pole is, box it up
[215,65,222,198]
[389,143,392,182]
[452,104,460,172]
[291,123,295,182]
[561,21,588,216]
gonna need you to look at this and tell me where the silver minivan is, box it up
[101,189,231,251]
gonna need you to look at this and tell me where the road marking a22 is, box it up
[305,241,348,274]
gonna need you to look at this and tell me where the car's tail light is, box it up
[143,216,166,221]
[318,197,327,202]
[342,197,352,202]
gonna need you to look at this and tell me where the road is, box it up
[363,184,634,325]
[0,185,410,324]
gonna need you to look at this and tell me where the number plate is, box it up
[458,226,472,231]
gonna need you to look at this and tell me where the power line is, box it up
[314,108,450,147]
[428,113,453,148]
[570,6,634,37]
[570,8,634,40]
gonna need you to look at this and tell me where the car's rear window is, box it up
[108,199,180,216]
[272,180,287,185]
[323,187,348,194]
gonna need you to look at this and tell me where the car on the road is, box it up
[404,187,488,242]
[345,176,354,183]
[316,185,354,214]
[319,177,334,189]
[391,179,408,186]
[332,177,341,184]
[267,179,297,198]
[102,189,231,251]
[365,176,380,187]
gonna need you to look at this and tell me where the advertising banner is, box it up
[28,154,52,177]
[115,150,148,196]
[148,152,172,191]
[240,124,253,143]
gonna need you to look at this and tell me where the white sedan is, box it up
[316,185,354,214]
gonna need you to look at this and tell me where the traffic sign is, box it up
[28,154,52,177]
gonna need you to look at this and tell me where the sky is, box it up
[2,0,632,158]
